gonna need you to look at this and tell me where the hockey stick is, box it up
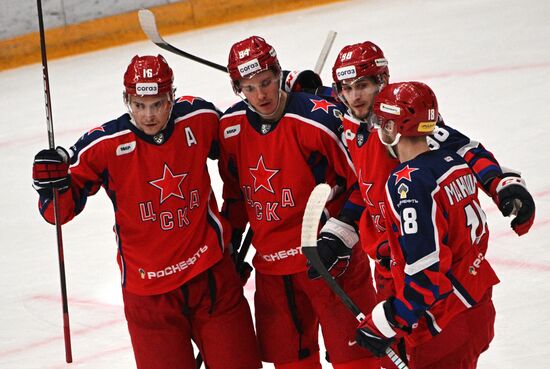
[314,31,337,75]
[36,0,72,363]
[236,228,253,273]
[138,9,228,72]
[139,8,338,78]
[301,184,409,369]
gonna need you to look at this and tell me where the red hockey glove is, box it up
[356,299,410,357]
[307,217,358,279]
[490,173,535,236]
[32,147,71,198]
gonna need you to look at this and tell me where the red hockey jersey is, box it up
[38,96,229,295]
[219,93,356,275]
[385,150,500,347]
[341,114,504,261]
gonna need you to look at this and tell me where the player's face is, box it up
[239,70,281,116]
[340,77,379,120]
[127,94,172,135]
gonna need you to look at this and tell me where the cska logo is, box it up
[310,99,335,113]
[249,155,279,194]
[261,123,272,134]
[393,165,419,185]
[148,164,188,204]
[356,133,365,147]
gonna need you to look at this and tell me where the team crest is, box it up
[356,133,365,147]
[148,164,188,204]
[310,99,335,113]
[153,132,164,144]
[393,165,419,185]
[261,123,272,134]
[249,155,279,193]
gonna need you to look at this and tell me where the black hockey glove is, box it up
[375,241,391,271]
[307,217,358,279]
[489,173,535,236]
[230,229,253,285]
[356,299,411,358]
[32,147,71,198]
[282,70,323,94]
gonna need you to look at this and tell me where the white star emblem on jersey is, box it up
[148,164,188,204]
[249,155,279,194]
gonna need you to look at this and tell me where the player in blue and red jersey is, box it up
[32,55,261,369]
[218,36,379,369]
[355,81,500,368]
[313,41,535,303]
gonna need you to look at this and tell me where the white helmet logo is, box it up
[136,82,159,95]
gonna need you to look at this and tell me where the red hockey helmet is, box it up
[227,36,281,92]
[373,82,438,136]
[123,54,174,96]
[332,41,388,86]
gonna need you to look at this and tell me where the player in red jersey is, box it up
[355,81,499,369]
[313,41,535,301]
[32,55,261,369]
[218,36,380,369]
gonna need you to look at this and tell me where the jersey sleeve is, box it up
[428,120,503,191]
[385,167,454,327]
[310,103,357,190]
[217,120,248,234]
[308,104,360,221]
[339,184,365,224]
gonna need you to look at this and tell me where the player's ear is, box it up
[383,120,395,135]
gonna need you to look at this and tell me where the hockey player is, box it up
[31,55,261,369]
[218,36,379,369]
[355,81,500,368]
[312,41,535,303]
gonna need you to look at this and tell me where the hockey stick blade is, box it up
[301,184,409,369]
[313,30,337,75]
[138,9,228,73]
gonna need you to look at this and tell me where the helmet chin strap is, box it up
[377,128,400,159]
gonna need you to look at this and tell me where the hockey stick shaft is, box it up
[236,228,253,270]
[36,0,72,363]
[138,9,228,72]
[314,30,337,75]
[301,184,409,369]
[139,9,338,78]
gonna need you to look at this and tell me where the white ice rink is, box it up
[1,0,549,368]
